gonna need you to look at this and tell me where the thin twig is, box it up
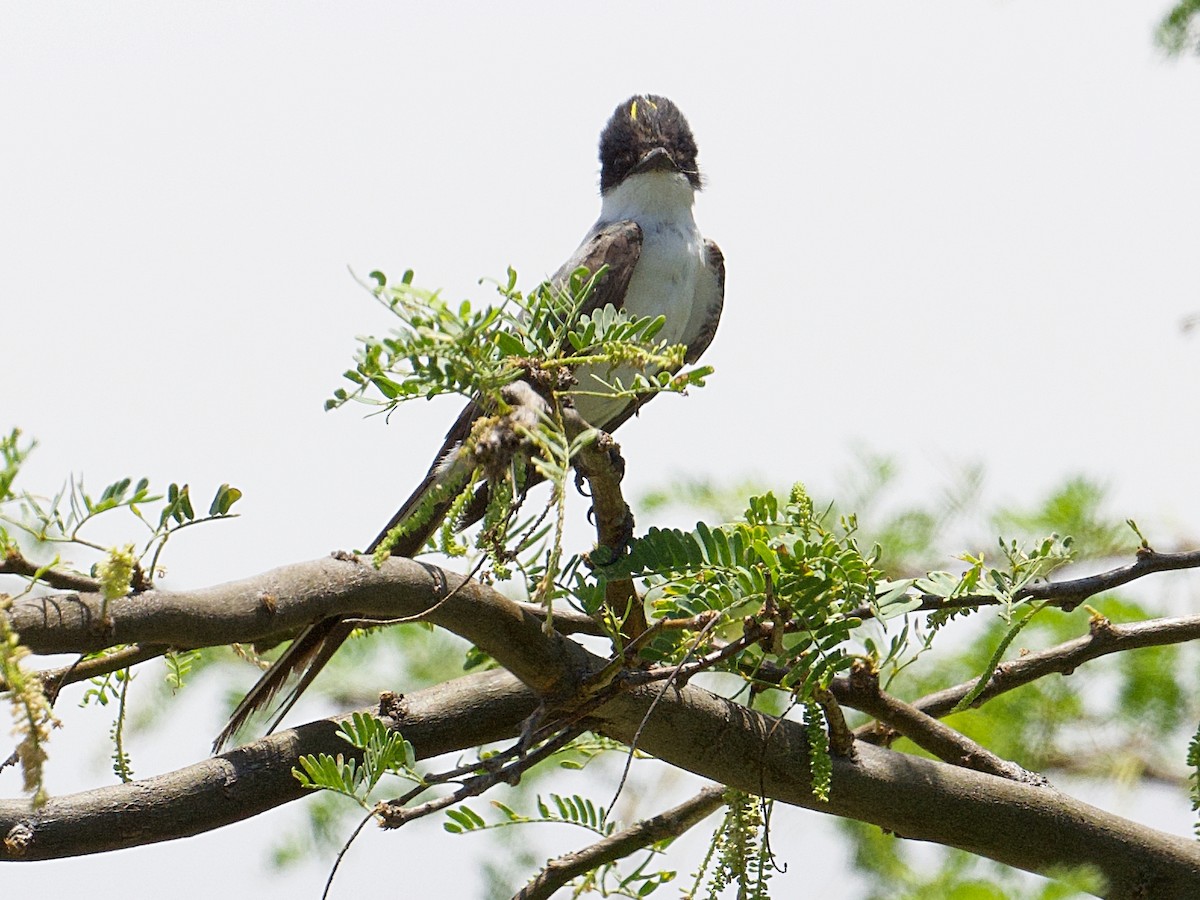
[848,547,1200,621]
[375,724,585,829]
[0,644,169,698]
[513,785,727,900]
[46,645,168,702]
[812,687,855,758]
[604,614,723,817]
[851,613,1200,744]
[510,601,611,636]
[621,627,758,689]
[0,549,100,593]
[321,810,375,900]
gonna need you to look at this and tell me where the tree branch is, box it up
[8,555,587,699]
[848,547,1200,621]
[854,613,1200,743]
[1017,547,1200,605]
[0,669,537,860]
[0,644,170,696]
[1,548,100,593]
[840,663,1043,783]
[46,644,169,698]
[7,557,1200,895]
[589,680,1200,899]
[513,784,727,900]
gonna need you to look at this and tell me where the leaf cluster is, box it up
[0,433,243,801]
[596,484,875,698]
[292,712,420,809]
[689,790,772,900]
[1158,0,1200,55]
[328,266,702,416]
[1,460,241,591]
[445,792,612,837]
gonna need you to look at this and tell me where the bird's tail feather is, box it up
[213,468,469,751]
[212,615,350,751]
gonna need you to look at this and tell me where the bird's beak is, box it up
[631,146,679,175]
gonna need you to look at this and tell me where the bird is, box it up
[214,94,724,751]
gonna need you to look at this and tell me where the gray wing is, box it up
[683,239,725,365]
[553,219,643,317]
[368,220,644,555]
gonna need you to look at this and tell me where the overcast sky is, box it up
[5,3,1200,897]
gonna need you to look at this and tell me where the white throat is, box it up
[598,170,697,228]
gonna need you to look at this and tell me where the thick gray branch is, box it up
[591,683,1200,899]
[9,555,586,698]
[1,669,535,860]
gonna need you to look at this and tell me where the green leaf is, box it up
[208,484,242,516]
[494,332,526,357]
[952,602,1047,713]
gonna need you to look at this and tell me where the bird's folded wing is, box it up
[367,220,644,556]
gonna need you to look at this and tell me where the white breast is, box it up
[573,170,706,427]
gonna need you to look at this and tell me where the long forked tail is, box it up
[212,452,478,751]
[213,222,650,750]
[212,616,354,751]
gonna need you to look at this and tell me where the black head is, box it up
[598,95,701,194]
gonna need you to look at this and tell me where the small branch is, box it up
[0,642,167,700]
[853,613,1200,743]
[513,784,727,900]
[1016,547,1200,605]
[848,547,1200,621]
[812,688,855,758]
[375,723,585,829]
[0,549,100,593]
[40,644,169,700]
[513,600,605,636]
[841,663,1043,784]
[620,623,757,690]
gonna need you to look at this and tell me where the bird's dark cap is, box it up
[599,95,701,194]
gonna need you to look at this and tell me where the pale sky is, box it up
[4,3,1200,897]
